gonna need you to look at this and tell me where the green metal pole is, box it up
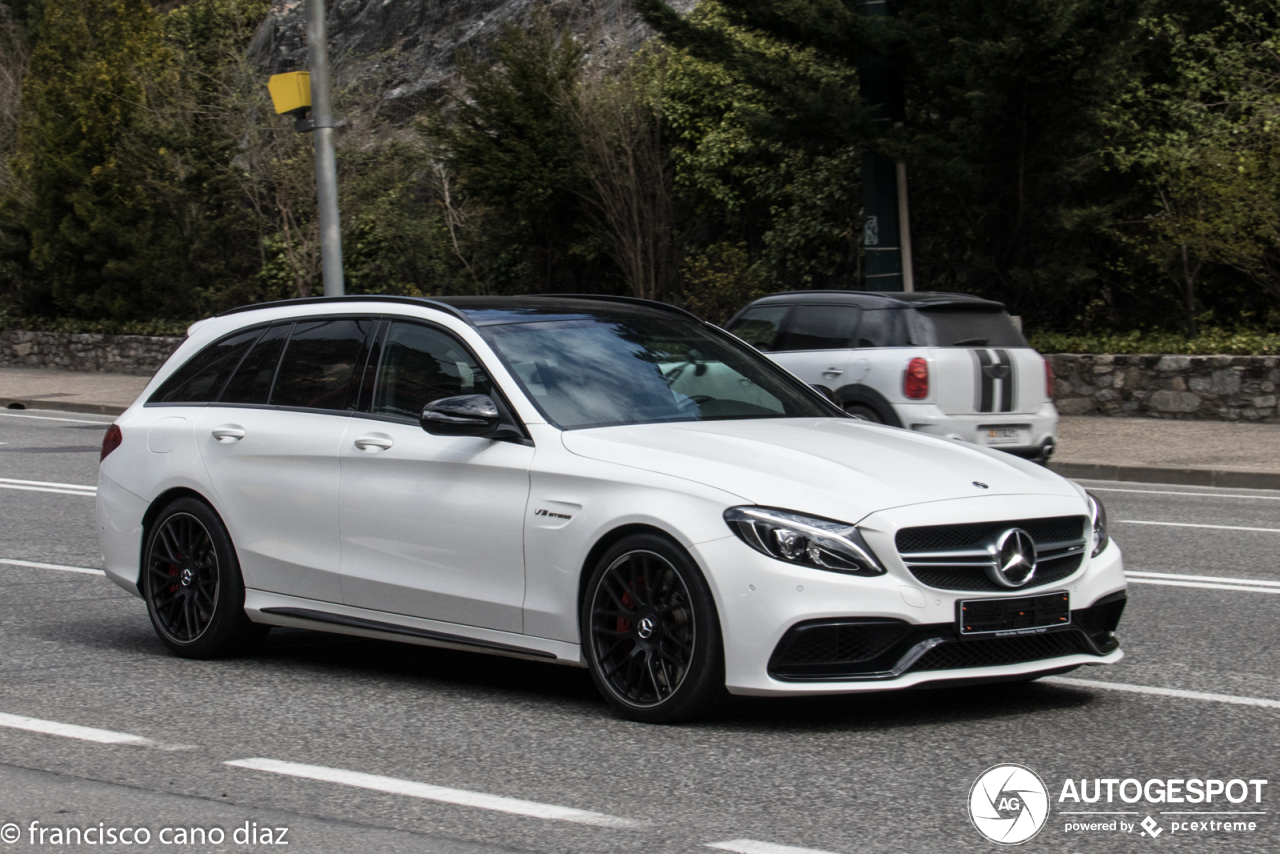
[857,0,913,292]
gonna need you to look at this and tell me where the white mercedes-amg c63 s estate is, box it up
[97,295,1126,722]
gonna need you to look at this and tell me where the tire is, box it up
[141,497,268,658]
[582,533,728,723]
[844,403,883,423]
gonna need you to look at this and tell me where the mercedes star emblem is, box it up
[987,528,1038,588]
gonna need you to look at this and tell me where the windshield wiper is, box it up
[951,337,989,346]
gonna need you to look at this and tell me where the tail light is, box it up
[1044,357,1055,400]
[903,357,929,400]
[100,424,122,462]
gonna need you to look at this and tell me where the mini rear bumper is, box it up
[896,402,1058,459]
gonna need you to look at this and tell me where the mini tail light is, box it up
[903,357,929,400]
[100,424,122,462]
[1044,357,1055,400]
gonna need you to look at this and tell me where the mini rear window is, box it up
[726,305,789,351]
[778,305,860,351]
[917,308,1027,347]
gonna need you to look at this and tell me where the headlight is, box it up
[723,506,885,576]
[1088,492,1109,557]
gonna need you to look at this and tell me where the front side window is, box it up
[726,305,789,351]
[371,322,493,419]
[780,304,860,351]
[150,328,262,404]
[270,319,373,411]
[482,316,832,429]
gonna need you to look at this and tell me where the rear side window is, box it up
[726,305,789,351]
[779,304,860,351]
[371,322,493,419]
[917,308,1027,347]
[220,324,289,405]
[854,309,905,348]
[270,319,374,411]
[149,329,261,404]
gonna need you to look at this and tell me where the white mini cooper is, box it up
[97,296,1125,722]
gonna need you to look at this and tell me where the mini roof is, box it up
[749,290,1007,310]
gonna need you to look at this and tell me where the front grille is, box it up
[896,515,1088,592]
[896,516,1086,552]
[907,631,1094,673]
[769,620,914,679]
[909,554,1083,592]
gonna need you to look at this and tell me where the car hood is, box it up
[561,418,1081,523]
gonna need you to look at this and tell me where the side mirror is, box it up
[421,394,503,437]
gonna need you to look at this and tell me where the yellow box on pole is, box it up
[268,71,312,115]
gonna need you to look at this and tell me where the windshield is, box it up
[481,316,835,429]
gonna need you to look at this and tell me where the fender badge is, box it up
[973,481,989,489]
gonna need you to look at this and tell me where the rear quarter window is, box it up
[149,329,261,404]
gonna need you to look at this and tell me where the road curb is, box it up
[2,398,126,417]
[1051,460,1280,491]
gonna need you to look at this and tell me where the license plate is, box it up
[958,591,1071,636]
[982,427,1021,445]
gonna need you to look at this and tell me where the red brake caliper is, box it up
[168,549,182,594]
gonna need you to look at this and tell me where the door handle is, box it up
[822,368,844,377]
[354,434,394,452]
[211,426,245,442]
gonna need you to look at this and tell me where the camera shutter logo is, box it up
[969,764,1050,844]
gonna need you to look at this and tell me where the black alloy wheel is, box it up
[844,403,883,423]
[142,498,267,658]
[583,533,727,723]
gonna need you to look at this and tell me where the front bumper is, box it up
[694,496,1125,696]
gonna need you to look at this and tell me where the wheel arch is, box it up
[139,487,226,581]
[833,383,903,427]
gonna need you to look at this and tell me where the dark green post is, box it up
[857,0,914,292]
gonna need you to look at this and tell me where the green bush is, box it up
[1030,328,1280,356]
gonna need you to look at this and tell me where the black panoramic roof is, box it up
[749,290,1007,310]
[218,294,701,326]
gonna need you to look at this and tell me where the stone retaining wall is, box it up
[0,330,183,376]
[1047,354,1280,422]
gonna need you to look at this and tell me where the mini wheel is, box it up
[142,497,267,658]
[844,403,883,423]
[582,533,727,723]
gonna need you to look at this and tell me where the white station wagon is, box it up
[97,296,1125,722]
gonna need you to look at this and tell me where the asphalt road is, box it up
[0,408,1276,854]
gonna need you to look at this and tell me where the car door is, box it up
[337,320,532,633]
[769,303,861,388]
[195,317,376,603]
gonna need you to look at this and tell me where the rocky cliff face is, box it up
[249,0,690,121]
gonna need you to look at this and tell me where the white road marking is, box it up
[1126,578,1280,595]
[0,711,152,746]
[0,477,96,497]
[1128,570,1280,588]
[1044,677,1280,710]
[1088,487,1280,501]
[0,558,104,576]
[707,841,844,854]
[0,411,114,425]
[0,477,96,491]
[1119,520,1280,534]
[224,758,643,828]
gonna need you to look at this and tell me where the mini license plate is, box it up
[958,591,1071,636]
[982,426,1021,445]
